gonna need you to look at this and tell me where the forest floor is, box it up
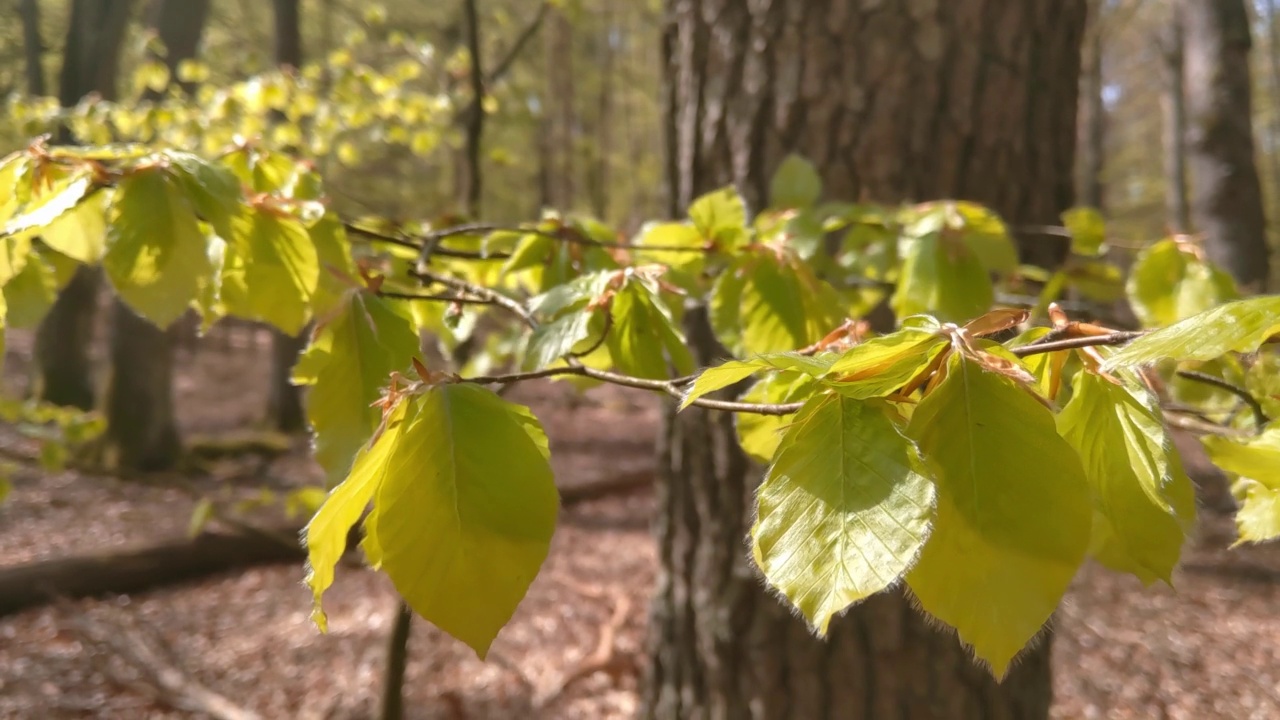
[2,325,1280,719]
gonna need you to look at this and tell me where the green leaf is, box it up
[293,292,421,482]
[524,310,593,370]
[2,251,58,328]
[951,203,1018,275]
[892,232,993,323]
[1126,239,1238,327]
[1202,428,1280,543]
[371,384,559,658]
[527,270,614,318]
[219,210,319,335]
[768,154,822,210]
[631,222,705,281]
[308,217,358,316]
[1057,372,1195,585]
[681,353,836,409]
[904,353,1091,678]
[304,401,400,631]
[824,330,949,399]
[165,151,242,241]
[735,372,822,464]
[751,396,931,635]
[103,169,212,328]
[0,233,31,285]
[713,253,849,355]
[688,186,747,247]
[606,282,692,379]
[1061,207,1106,257]
[3,171,93,237]
[1102,296,1280,371]
[39,188,109,263]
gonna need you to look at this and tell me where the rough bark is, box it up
[1182,0,1271,291]
[20,0,46,96]
[1162,12,1192,234]
[646,2,1086,718]
[103,0,210,471]
[266,0,309,434]
[33,0,134,410]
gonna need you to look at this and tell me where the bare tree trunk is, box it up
[1078,0,1105,210]
[1162,12,1192,234]
[461,0,485,217]
[1183,0,1272,291]
[545,7,576,210]
[103,0,210,471]
[266,0,309,434]
[589,5,616,220]
[20,0,46,96]
[1264,0,1280,247]
[646,2,1086,717]
[34,0,134,410]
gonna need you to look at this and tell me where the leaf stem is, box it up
[1175,369,1270,428]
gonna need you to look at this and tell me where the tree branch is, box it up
[1010,331,1145,356]
[1176,369,1270,428]
[485,2,549,87]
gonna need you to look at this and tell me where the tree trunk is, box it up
[20,0,46,97]
[1183,0,1272,292]
[104,301,182,472]
[646,2,1086,718]
[1162,12,1192,234]
[33,0,134,410]
[1078,0,1105,211]
[102,0,210,471]
[266,0,309,434]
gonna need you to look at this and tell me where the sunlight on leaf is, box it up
[1102,295,1280,371]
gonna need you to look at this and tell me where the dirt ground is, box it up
[2,324,1280,719]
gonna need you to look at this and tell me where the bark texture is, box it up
[647,2,1085,718]
[1078,0,1105,211]
[1182,0,1271,291]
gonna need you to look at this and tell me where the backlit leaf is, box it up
[165,151,242,241]
[905,353,1091,677]
[892,232,993,323]
[735,372,822,464]
[2,251,58,328]
[681,353,835,409]
[103,169,211,328]
[293,292,420,482]
[1102,295,1280,371]
[219,210,319,335]
[752,396,932,635]
[688,186,747,248]
[1061,207,1106,257]
[372,384,559,658]
[40,189,109,263]
[1202,428,1280,544]
[524,310,593,370]
[1057,372,1195,584]
[825,329,949,399]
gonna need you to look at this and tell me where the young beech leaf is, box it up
[751,395,932,635]
[735,372,822,464]
[1061,207,1107,257]
[606,283,693,379]
[1202,428,1280,544]
[768,154,823,210]
[292,292,420,483]
[164,151,242,242]
[2,251,59,328]
[0,232,31,286]
[39,189,109,263]
[712,253,849,356]
[3,170,93,238]
[371,384,559,659]
[1126,239,1237,328]
[680,353,835,410]
[103,168,212,328]
[1102,295,1280,371]
[892,232,993,323]
[304,399,405,632]
[689,186,747,247]
[218,209,320,335]
[904,353,1091,678]
[824,329,949,399]
[524,310,594,371]
[1057,372,1195,585]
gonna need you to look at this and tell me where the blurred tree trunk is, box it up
[33,0,134,411]
[1078,0,1105,210]
[589,5,616,220]
[265,0,309,434]
[20,0,46,96]
[460,0,485,217]
[1162,11,1192,234]
[646,1,1085,718]
[1264,0,1280,253]
[102,0,209,472]
[1183,0,1271,291]
[545,6,576,210]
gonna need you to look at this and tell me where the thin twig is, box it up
[1177,369,1270,428]
[1010,331,1145,357]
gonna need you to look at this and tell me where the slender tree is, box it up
[646,1,1086,717]
[1079,0,1107,211]
[1182,0,1271,291]
[1161,10,1192,234]
[20,0,46,97]
[33,0,134,411]
[265,0,309,434]
[102,0,212,472]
